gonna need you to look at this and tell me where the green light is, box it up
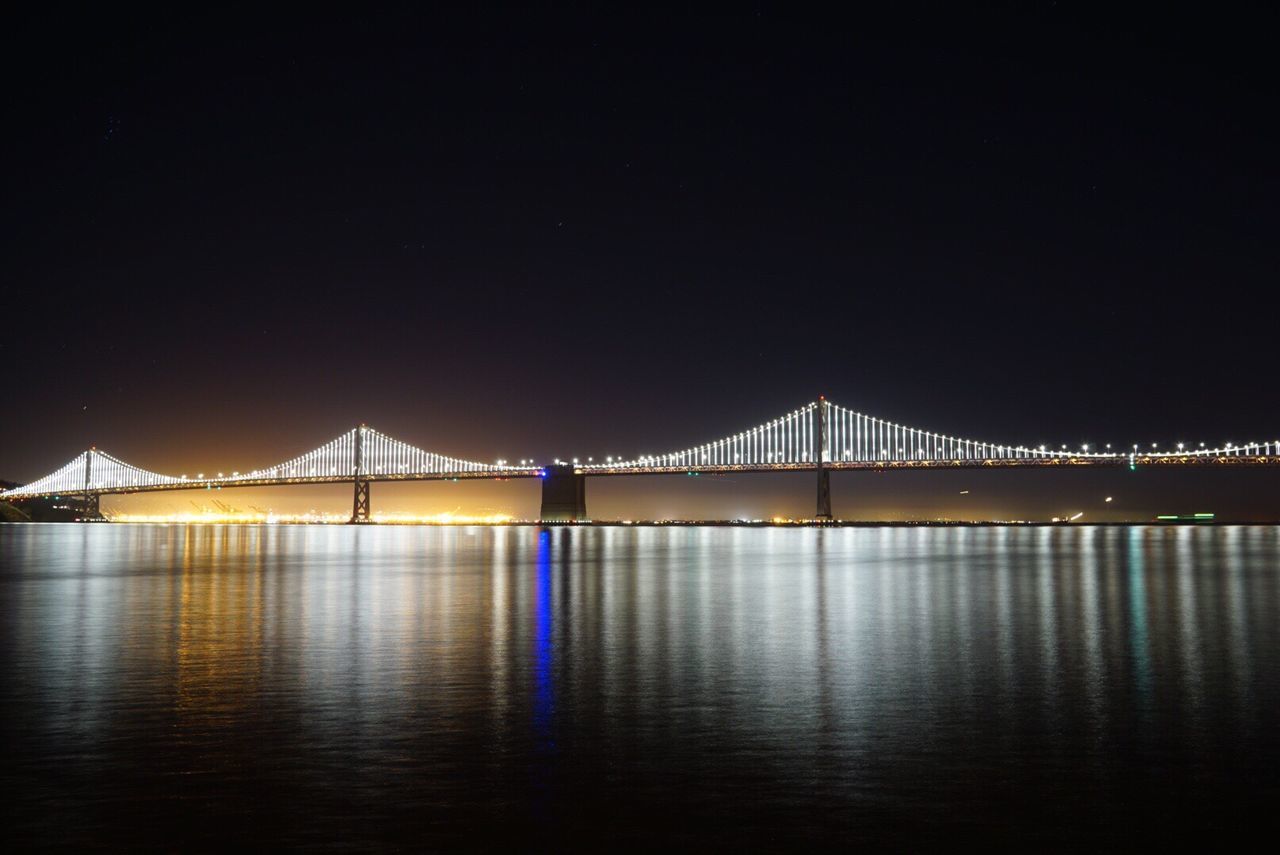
[1194,513,1215,519]
[1156,515,1178,520]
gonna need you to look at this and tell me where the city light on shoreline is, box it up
[107,511,515,525]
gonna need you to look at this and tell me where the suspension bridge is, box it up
[2,398,1276,521]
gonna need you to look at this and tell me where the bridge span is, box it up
[3,398,1276,522]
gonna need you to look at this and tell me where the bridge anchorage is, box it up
[539,464,587,522]
[1,398,1275,522]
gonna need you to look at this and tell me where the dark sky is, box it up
[3,6,1277,519]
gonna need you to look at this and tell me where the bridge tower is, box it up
[540,464,587,522]
[815,398,833,521]
[350,425,373,524]
[79,449,102,521]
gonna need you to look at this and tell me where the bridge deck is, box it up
[577,455,1280,477]
[7,454,1272,499]
[4,469,544,499]
[5,450,1274,496]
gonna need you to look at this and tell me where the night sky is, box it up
[3,6,1276,519]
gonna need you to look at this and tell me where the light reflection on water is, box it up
[2,524,1279,847]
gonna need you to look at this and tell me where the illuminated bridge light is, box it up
[1,400,1273,502]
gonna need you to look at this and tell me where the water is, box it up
[2,524,1279,848]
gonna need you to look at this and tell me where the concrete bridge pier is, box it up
[540,464,587,522]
